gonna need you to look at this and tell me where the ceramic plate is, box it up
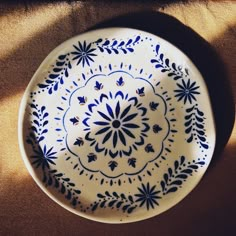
[18,28,215,223]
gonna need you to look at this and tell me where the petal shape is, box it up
[95,126,110,135]
[120,104,131,119]
[122,113,138,122]
[97,111,111,121]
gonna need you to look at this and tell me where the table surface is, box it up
[1,1,235,235]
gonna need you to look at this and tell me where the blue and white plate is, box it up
[18,28,215,223]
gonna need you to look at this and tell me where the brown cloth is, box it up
[0,1,236,235]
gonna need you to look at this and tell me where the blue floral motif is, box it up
[84,91,150,159]
[135,183,161,210]
[30,145,57,170]
[74,137,84,146]
[174,79,200,104]
[116,77,124,86]
[71,41,97,67]
[95,101,139,148]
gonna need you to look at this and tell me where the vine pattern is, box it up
[184,105,208,149]
[38,54,72,94]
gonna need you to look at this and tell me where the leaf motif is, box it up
[180,156,185,164]
[72,198,77,206]
[74,190,81,194]
[100,200,106,208]
[170,180,182,186]
[113,192,119,198]
[187,135,193,143]
[116,201,123,208]
[118,41,125,47]
[181,169,193,174]
[122,204,130,211]
[127,206,136,214]
[49,74,59,79]
[105,191,111,197]
[160,181,165,191]
[164,173,168,183]
[188,165,199,169]
[61,184,66,194]
[38,84,48,88]
[128,195,134,203]
[175,174,188,179]
[108,200,117,207]
[66,190,72,200]
[97,193,105,198]
[166,187,178,194]
[168,168,173,177]
[102,40,110,46]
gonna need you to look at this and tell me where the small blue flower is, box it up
[153,124,162,133]
[108,161,118,171]
[94,81,103,90]
[74,137,84,146]
[174,79,200,104]
[128,158,136,168]
[71,41,97,67]
[116,77,124,86]
[149,101,159,111]
[145,144,154,153]
[70,116,79,125]
[136,87,145,96]
[135,183,161,210]
[87,153,97,162]
[77,96,87,105]
[31,145,57,170]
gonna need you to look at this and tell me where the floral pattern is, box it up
[135,183,161,210]
[21,29,214,223]
[30,145,57,170]
[94,101,144,148]
[174,79,200,104]
[71,41,97,67]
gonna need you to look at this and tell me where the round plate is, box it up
[18,28,215,223]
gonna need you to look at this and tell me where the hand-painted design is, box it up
[149,101,159,111]
[74,137,84,146]
[151,45,189,80]
[27,104,49,143]
[30,145,57,170]
[160,155,205,195]
[42,169,81,207]
[70,117,79,125]
[64,68,171,179]
[145,144,154,153]
[136,87,145,96]
[108,161,118,171]
[71,41,97,67]
[94,81,103,90]
[38,54,72,94]
[91,191,137,214]
[174,79,200,104]
[135,183,161,210]
[94,36,141,54]
[88,153,97,162]
[26,106,81,207]
[128,158,136,168]
[84,91,150,158]
[153,124,162,133]
[77,96,87,105]
[116,77,124,86]
[185,105,208,149]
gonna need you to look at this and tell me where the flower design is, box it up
[30,145,57,170]
[135,183,161,210]
[174,79,200,104]
[64,72,170,178]
[71,41,97,67]
[83,91,150,159]
[94,101,140,148]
